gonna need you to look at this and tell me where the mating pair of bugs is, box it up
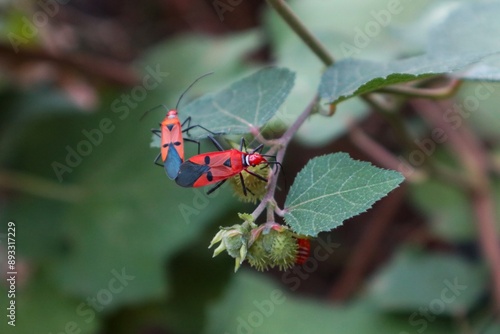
[148,73,280,195]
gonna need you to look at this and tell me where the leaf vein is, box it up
[287,178,398,211]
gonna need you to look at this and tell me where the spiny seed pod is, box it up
[209,216,311,272]
[229,165,270,203]
[268,231,299,271]
[246,237,272,271]
[247,227,300,271]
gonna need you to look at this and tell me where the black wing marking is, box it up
[175,161,211,187]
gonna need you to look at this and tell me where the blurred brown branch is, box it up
[412,99,500,315]
[0,43,140,87]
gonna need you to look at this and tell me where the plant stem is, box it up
[378,78,463,99]
[251,96,317,221]
[266,0,334,66]
[472,182,500,315]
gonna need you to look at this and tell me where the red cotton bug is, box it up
[175,136,281,195]
[295,238,310,265]
[147,72,216,179]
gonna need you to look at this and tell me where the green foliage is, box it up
[428,2,500,55]
[410,161,500,242]
[263,0,398,146]
[457,82,500,141]
[367,248,488,314]
[428,2,500,81]
[3,0,500,333]
[140,31,262,103]
[284,153,404,236]
[410,178,476,242]
[483,322,500,334]
[181,67,295,138]
[0,87,82,165]
[0,277,99,333]
[320,1,500,104]
[320,54,489,104]
[205,271,455,334]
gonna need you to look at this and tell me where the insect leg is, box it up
[152,128,161,137]
[244,169,268,182]
[153,153,163,167]
[239,173,248,196]
[184,138,200,154]
[207,179,227,195]
[208,135,224,151]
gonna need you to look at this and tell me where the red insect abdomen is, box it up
[295,238,310,265]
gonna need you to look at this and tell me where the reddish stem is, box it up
[251,96,317,221]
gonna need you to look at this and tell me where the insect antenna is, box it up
[263,160,287,191]
[139,104,167,121]
[264,160,283,174]
[140,72,213,121]
[175,72,214,110]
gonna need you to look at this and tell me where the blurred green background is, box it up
[1,0,499,333]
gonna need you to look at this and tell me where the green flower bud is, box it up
[208,218,257,272]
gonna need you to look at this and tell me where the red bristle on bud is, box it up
[295,238,310,265]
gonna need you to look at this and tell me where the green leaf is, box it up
[139,31,262,109]
[319,53,489,104]
[367,248,488,314]
[205,271,454,334]
[456,82,500,141]
[395,2,466,55]
[0,87,81,164]
[409,178,476,242]
[91,228,234,334]
[410,155,500,242]
[428,2,500,55]
[0,277,99,333]
[428,2,500,81]
[482,322,500,334]
[181,67,295,138]
[261,0,434,146]
[264,0,426,62]
[263,0,390,146]
[284,153,404,236]
[320,1,500,104]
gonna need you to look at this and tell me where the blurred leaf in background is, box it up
[1,0,500,333]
